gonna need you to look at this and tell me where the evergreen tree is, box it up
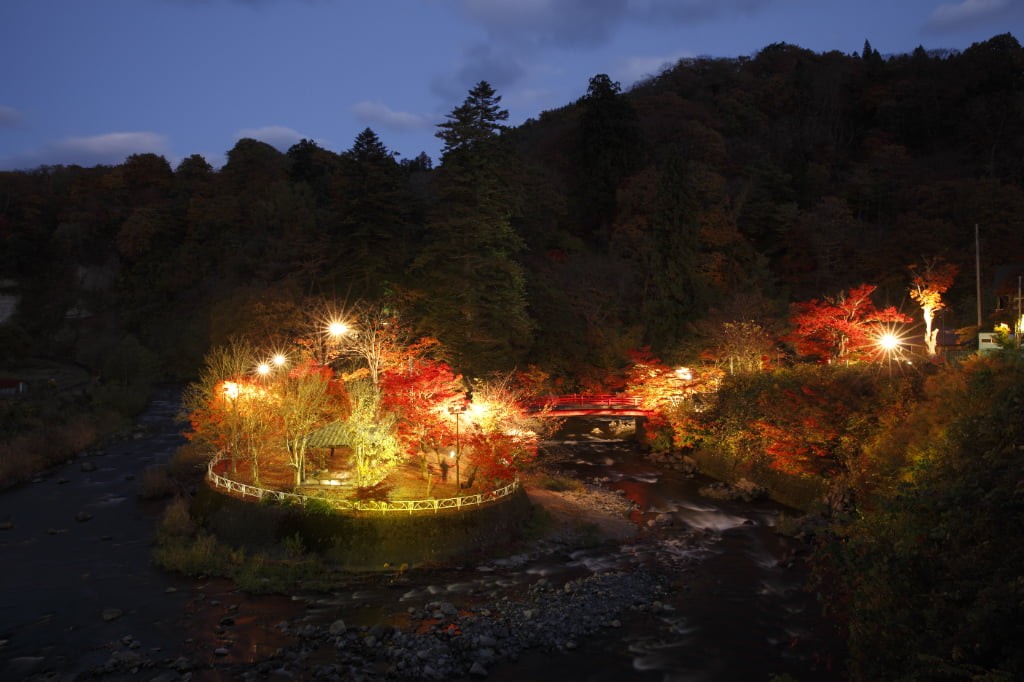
[575,74,641,242]
[328,128,416,299]
[411,82,533,373]
[436,81,509,161]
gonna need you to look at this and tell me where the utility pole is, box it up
[975,223,982,329]
[1017,274,1022,349]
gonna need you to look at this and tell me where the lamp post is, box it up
[449,403,467,490]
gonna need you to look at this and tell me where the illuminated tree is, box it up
[461,375,547,486]
[788,284,911,363]
[184,339,257,474]
[380,357,463,492]
[623,347,725,450]
[908,257,958,357]
[716,320,774,373]
[325,303,417,386]
[338,380,402,488]
[279,361,338,487]
[236,384,280,486]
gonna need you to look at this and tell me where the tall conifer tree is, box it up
[412,82,533,373]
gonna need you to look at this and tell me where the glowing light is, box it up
[449,450,456,459]
[470,402,487,418]
[222,381,239,400]
[674,367,693,381]
[327,320,349,338]
[256,362,271,376]
[878,334,899,351]
[272,353,287,367]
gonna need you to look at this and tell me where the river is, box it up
[0,392,843,681]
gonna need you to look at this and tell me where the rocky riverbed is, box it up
[2,396,841,681]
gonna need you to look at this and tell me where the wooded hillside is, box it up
[1,34,1021,381]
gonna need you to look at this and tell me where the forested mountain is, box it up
[1,34,1021,382]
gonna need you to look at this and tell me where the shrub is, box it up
[165,442,212,482]
[281,532,306,558]
[138,465,177,499]
[303,497,334,516]
[157,497,193,539]
[152,531,222,576]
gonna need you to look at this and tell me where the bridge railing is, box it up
[526,393,642,410]
[205,454,519,515]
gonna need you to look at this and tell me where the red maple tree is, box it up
[788,284,911,363]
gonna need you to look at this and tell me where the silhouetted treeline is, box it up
[1,34,1021,381]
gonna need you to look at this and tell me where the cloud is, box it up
[459,43,529,88]
[0,106,23,127]
[925,0,1017,31]
[0,131,170,170]
[430,41,530,105]
[234,125,306,151]
[351,102,432,132]
[460,0,628,48]
[164,0,330,6]
[456,0,776,48]
[616,51,693,85]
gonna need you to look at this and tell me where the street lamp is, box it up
[878,333,899,353]
[327,320,349,338]
[448,403,467,490]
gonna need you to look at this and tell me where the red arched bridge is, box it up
[525,394,651,417]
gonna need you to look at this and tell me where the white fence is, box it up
[205,455,519,515]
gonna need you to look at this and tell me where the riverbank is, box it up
[149,470,839,682]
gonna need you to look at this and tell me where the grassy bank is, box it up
[152,467,538,591]
[0,360,153,488]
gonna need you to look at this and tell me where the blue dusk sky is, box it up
[1,0,1021,171]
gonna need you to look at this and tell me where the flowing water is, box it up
[478,418,843,681]
[288,417,843,680]
[0,396,842,681]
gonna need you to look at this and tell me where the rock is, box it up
[329,619,347,635]
[75,511,93,522]
[469,661,488,677]
[369,623,393,640]
[3,657,45,678]
[103,649,144,672]
[149,673,179,682]
[214,647,230,657]
[220,616,235,626]
[654,513,674,526]
[80,461,97,472]
[101,607,123,622]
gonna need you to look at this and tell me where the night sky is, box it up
[1,0,1020,170]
